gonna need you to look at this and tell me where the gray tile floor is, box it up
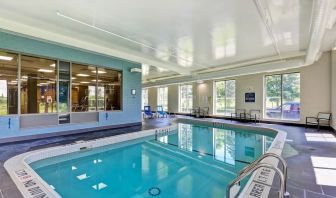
[0,117,335,198]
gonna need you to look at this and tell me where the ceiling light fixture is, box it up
[50,63,56,67]
[0,55,13,61]
[38,69,54,73]
[92,70,107,74]
[76,74,90,77]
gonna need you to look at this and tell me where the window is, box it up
[142,88,148,110]
[157,87,168,111]
[179,84,193,113]
[71,64,97,112]
[21,55,57,114]
[265,73,300,120]
[97,68,122,111]
[214,80,235,115]
[0,51,18,115]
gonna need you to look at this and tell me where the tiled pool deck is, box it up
[0,116,335,198]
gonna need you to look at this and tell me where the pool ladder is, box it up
[226,153,290,198]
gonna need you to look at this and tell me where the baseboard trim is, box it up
[0,122,142,145]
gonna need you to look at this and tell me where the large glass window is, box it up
[214,80,235,115]
[71,64,97,112]
[97,68,122,111]
[179,84,193,113]
[0,51,18,115]
[142,88,148,110]
[265,73,300,120]
[21,55,57,114]
[157,87,168,111]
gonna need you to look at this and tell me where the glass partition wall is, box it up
[0,50,123,126]
[0,52,18,115]
[21,55,57,114]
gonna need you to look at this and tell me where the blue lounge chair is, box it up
[157,106,168,118]
[143,106,154,119]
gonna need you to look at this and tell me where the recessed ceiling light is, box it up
[50,63,56,67]
[0,55,13,61]
[91,79,102,82]
[38,69,54,73]
[77,74,90,77]
[71,77,77,80]
[92,70,107,74]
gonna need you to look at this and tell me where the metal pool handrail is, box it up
[239,152,289,197]
[226,163,285,198]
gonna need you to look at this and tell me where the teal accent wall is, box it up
[0,31,142,140]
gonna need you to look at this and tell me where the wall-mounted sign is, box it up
[131,89,136,97]
[245,92,255,103]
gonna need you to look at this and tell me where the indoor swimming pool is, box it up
[29,123,275,198]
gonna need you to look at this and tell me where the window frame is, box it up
[178,84,193,113]
[213,79,236,116]
[263,72,300,121]
[141,88,148,110]
[157,86,168,111]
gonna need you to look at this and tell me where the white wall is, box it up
[148,87,157,110]
[168,85,179,112]
[146,52,333,124]
[331,50,336,130]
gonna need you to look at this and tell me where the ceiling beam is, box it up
[143,57,306,87]
[305,0,335,65]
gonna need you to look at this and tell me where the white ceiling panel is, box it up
[0,0,324,83]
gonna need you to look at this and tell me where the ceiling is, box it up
[0,0,335,86]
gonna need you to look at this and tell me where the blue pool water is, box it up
[31,123,275,198]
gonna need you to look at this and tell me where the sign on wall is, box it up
[245,92,255,103]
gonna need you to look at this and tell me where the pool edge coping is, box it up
[4,118,286,198]
[178,118,287,198]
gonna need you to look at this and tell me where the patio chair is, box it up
[156,105,168,118]
[231,109,246,121]
[200,107,209,118]
[143,106,154,119]
[190,107,201,118]
[306,112,332,130]
[245,109,261,124]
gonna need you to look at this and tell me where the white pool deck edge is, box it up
[4,118,286,198]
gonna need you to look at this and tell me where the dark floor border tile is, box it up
[0,122,142,145]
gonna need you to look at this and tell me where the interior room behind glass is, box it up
[0,51,18,115]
